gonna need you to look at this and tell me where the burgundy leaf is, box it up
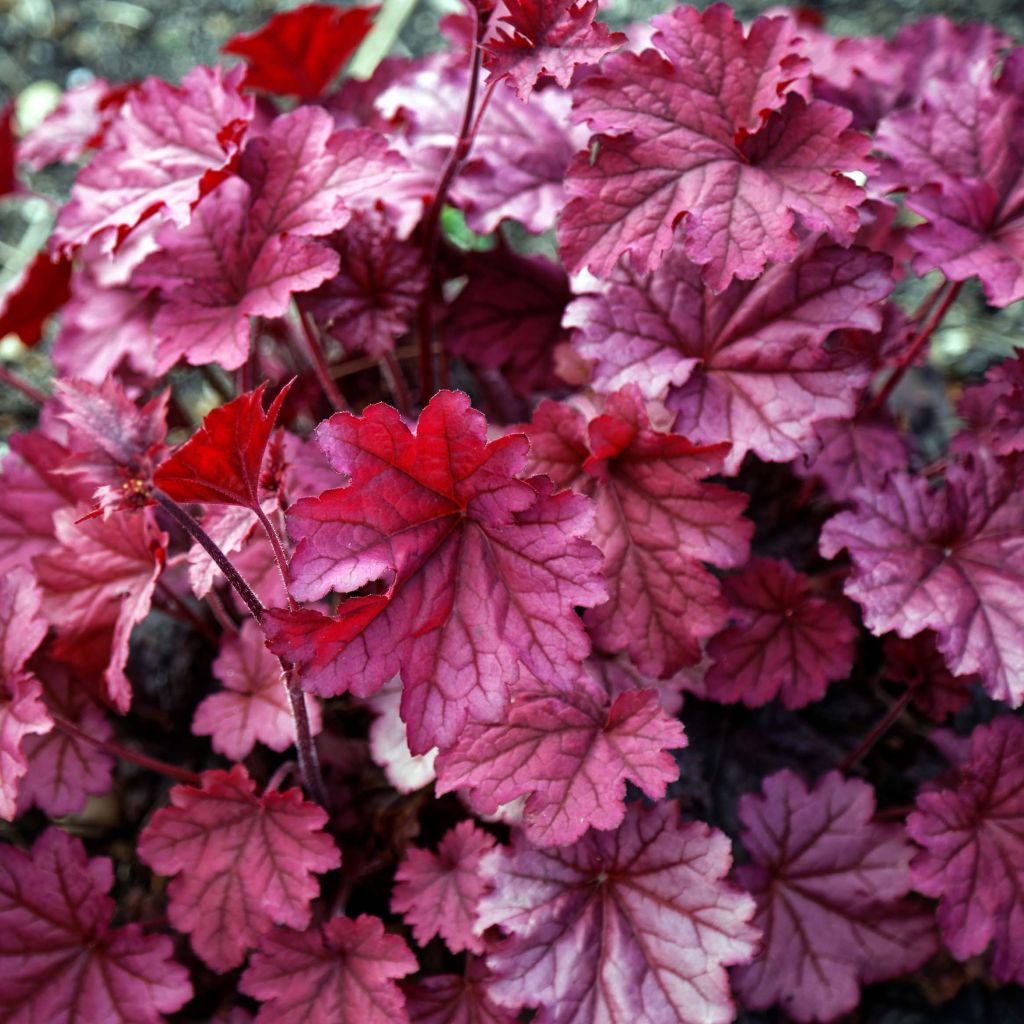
[405,960,516,1024]
[392,820,497,953]
[883,632,975,721]
[819,445,1024,706]
[239,914,418,1023]
[907,716,1024,983]
[958,348,1024,456]
[155,380,291,510]
[478,801,759,1023]
[525,388,751,675]
[445,247,570,395]
[272,390,605,752]
[53,65,253,256]
[223,4,378,98]
[0,100,16,196]
[436,683,685,847]
[0,250,73,348]
[559,6,871,288]
[565,238,890,471]
[734,770,937,1022]
[193,620,320,760]
[484,0,625,101]
[704,558,857,709]
[0,828,192,1021]
[137,764,341,972]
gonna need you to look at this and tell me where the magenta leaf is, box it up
[239,914,418,1023]
[445,246,570,395]
[136,764,341,972]
[484,0,625,102]
[436,684,685,847]
[273,390,605,752]
[958,348,1024,456]
[405,960,516,1024]
[704,558,857,709]
[223,3,378,99]
[193,620,321,760]
[391,820,497,953]
[733,770,937,1022]
[820,445,1024,706]
[0,828,192,1021]
[525,387,751,674]
[907,715,1024,983]
[34,507,166,713]
[559,5,871,288]
[477,801,758,1022]
[566,238,890,471]
[53,65,253,256]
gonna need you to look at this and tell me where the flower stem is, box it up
[51,713,202,786]
[0,364,48,405]
[838,688,914,772]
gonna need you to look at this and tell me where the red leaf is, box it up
[223,4,379,99]
[155,380,292,510]
[908,716,1024,983]
[485,0,625,101]
[704,557,857,709]
[883,632,975,721]
[137,764,341,972]
[391,821,497,954]
[525,388,751,675]
[0,828,192,1021]
[273,391,605,752]
[436,685,686,847]
[193,619,321,760]
[478,801,759,1022]
[734,770,937,1021]
[239,914,417,1023]
[820,444,1024,706]
[0,250,73,348]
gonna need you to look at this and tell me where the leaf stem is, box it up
[154,492,265,624]
[838,688,914,772]
[416,4,491,399]
[0,364,48,405]
[153,577,219,646]
[861,280,963,418]
[380,350,412,419]
[51,713,202,786]
[294,305,349,412]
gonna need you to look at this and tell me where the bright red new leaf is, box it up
[565,238,890,472]
[239,914,418,1023]
[525,387,751,675]
[155,380,291,510]
[907,715,1024,983]
[391,820,496,953]
[0,828,192,1021]
[271,390,605,752]
[704,558,857,709]
[137,764,340,972]
[820,444,1024,706]
[478,801,759,1023]
[223,3,378,98]
[485,0,625,101]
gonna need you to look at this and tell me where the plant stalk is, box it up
[0,364,48,405]
[838,688,914,772]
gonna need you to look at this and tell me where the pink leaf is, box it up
[193,619,321,760]
[525,388,751,674]
[0,101,16,197]
[272,391,605,752]
[239,914,418,1023]
[478,801,759,1022]
[566,238,889,471]
[0,676,52,821]
[34,508,166,713]
[704,558,857,709]
[819,445,1024,706]
[154,380,291,510]
[0,566,49,682]
[53,65,253,256]
[907,716,1024,983]
[958,348,1024,456]
[392,820,496,953]
[484,0,625,102]
[734,770,937,1021]
[137,764,341,972]
[436,684,685,847]
[559,6,870,287]
[223,4,378,98]
[0,828,192,1021]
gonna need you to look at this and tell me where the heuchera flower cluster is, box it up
[0,2,1022,1021]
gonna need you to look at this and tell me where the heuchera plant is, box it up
[1,1,1023,1020]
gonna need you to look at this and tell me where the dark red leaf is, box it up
[0,251,73,348]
